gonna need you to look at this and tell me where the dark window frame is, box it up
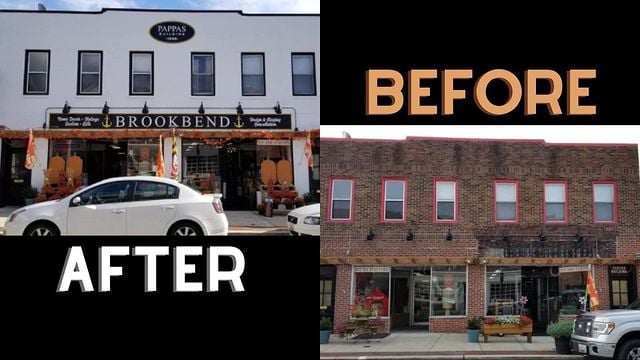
[77,50,103,95]
[291,52,316,96]
[593,181,617,224]
[133,180,179,201]
[241,52,266,96]
[23,49,51,95]
[191,52,215,96]
[129,51,154,96]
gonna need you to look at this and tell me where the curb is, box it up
[320,355,582,360]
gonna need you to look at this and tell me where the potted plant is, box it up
[320,317,333,344]
[466,316,482,342]
[22,186,38,205]
[546,321,574,354]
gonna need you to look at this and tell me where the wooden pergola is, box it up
[320,256,639,266]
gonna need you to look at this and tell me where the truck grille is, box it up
[573,315,595,337]
[287,215,298,224]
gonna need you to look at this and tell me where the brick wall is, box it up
[321,138,640,332]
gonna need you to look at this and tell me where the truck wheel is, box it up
[617,339,640,360]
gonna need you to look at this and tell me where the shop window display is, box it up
[352,267,390,318]
[127,139,159,176]
[431,266,466,316]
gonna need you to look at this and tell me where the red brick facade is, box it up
[320,137,640,333]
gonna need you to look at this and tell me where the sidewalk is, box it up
[0,206,289,235]
[320,332,582,360]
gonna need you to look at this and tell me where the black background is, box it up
[322,3,632,125]
[3,236,316,354]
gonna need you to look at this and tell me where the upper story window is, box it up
[191,53,215,96]
[77,51,102,95]
[130,52,153,95]
[291,53,316,95]
[435,180,457,222]
[593,182,616,223]
[382,178,406,222]
[329,178,353,221]
[241,53,265,96]
[24,50,50,94]
[495,181,518,223]
[544,181,568,224]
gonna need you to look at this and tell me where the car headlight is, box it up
[7,209,26,223]
[303,216,320,225]
[591,321,615,336]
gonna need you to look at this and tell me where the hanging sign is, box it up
[49,114,292,130]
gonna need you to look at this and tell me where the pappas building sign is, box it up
[150,21,194,43]
[49,114,292,130]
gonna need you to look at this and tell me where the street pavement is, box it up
[0,206,290,235]
[320,331,583,360]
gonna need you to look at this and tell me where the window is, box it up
[130,52,153,95]
[352,267,390,318]
[77,51,102,95]
[75,181,131,205]
[435,180,457,222]
[329,178,353,221]
[382,178,406,222]
[485,267,521,316]
[127,139,160,176]
[320,279,333,310]
[241,53,265,95]
[593,182,616,223]
[544,181,568,223]
[133,181,178,201]
[24,50,50,94]
[191,53,215,96]
[495,181,517,222]
[291,53,316,95]
[432,266,466,317]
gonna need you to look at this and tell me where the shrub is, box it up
[546,321,574,339]
[320,317,333,331]
[466,316,482,330]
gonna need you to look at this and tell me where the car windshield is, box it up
[627,299,640,310]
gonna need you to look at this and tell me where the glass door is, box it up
[411,269,430,326]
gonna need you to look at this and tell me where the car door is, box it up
[125,180,179,235]
[67,181,132,235]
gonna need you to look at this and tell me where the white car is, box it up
[287,203,320,236]
[4,176,228,236]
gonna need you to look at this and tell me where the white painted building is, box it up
[0,8,319,208]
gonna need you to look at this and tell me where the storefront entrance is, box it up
[0,139,31,206]
[85,140,127,184]
[219,141,257,210]
[521,267,560,334]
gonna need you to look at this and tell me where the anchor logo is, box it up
[102,114,112,128]
[234,115,244,128]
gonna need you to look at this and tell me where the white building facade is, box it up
[0,9,319,208]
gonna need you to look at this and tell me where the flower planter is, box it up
[467,329,480,342]
[320,330,331,344]
[554,337,571,354]
[482,323,533,343]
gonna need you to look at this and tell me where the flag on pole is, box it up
[304,132,314,168]
[586,266,600,310]
[156,135,165,177]
[25,128,37,170]
[170,131,179,179]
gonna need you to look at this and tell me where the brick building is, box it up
[320,137,640,334]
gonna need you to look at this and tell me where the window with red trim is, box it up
[330,179,353,220]
[436,181,456,221]
[383,180,405,221]
[496,182,517,222]
[545,182,566,222]
[594,183,615,222]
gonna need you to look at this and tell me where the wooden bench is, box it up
[482,324,532,343]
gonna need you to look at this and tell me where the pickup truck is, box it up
[570,299,640,359]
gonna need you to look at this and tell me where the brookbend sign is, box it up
[49,114,292,130]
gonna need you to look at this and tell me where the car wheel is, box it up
[617,339,640,360]
[24,222,59,236]
[168,222,203,236]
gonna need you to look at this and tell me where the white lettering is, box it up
[181,116,191,128]
[57,246,94,292]
[207,246,245,292]
[220,116,230,128]
[116,116,125,128]
[141,116,152,128]
[128,116,138,128]
[99,246,130,292]
[169,116,179,128]
[173,246,202,292]
[206,116,216,127]
[154,116,166,128]
[133,246,170,292]
[195,116,203,128]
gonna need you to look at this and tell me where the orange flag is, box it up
[24,128,37,170]
[304,132,314,168]
[587,270,600,309]
[170,131,179,179]
[156,136,165,177]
